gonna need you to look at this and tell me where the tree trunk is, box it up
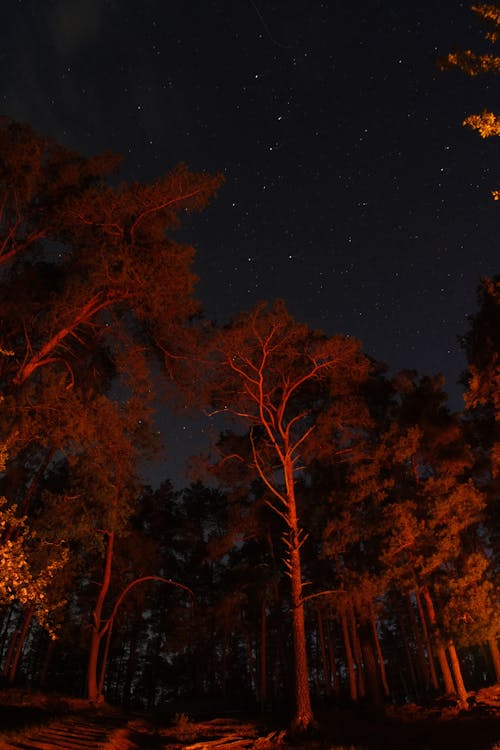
[370,601,389,698]
[488,637,500,683]
[284,461,314,732]
[98,617,114,697]
[399,612,420,701]
[39,639,56,690]
[341,604,357,701]
[348,603,365,698]
[316,608,332,696]
[414,589,439,690]
[2,611,23,679]
[359,620,383,708]
[447,641,468,707]
[408,593,430,691]
[87,628,102,703]
[436,645,455,695]
[87,530,114,702]
[422,587,455,695]
[18,449,55,516]
[7,605,34,684]
[244,631,257,699]
[289,540,313,730]
[327,620,340,696]
[260,596,268,707]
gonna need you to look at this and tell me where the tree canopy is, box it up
[0,118,498,727]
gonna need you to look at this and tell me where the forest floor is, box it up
[0,688,500,750]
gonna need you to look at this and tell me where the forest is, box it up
[0,113,498,737]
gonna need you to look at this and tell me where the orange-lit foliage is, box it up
[0,121,221,692]
[319,371,486,702]
[440,4,500,196]
[0,393,67,633]
[0,119,223,387]
[0,118,120,268]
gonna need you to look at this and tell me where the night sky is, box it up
[1,1,499,479]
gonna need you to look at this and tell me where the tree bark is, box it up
[87,530,114,702]
[327,620,340,696]
[348,603,365,698]
[284,460,314,732]
[266,529,289,702]
[407,593,429,691]
[399,612,420,701]
[447,641,468,707]
[488,637,500,683]
[316,608,332,696]
[1,607,16,677]
[341,604,357,701]
[98,616,114,697]
[289,540,313,730]
[260,596,268,707]
[244,631,257,699]
[415,589,439,690]
[39,638,56,690]
[7,605,34,684]
[422,587,455,695]
[436,645,455,695]
[370,600,390,698]
[359,620,383,708]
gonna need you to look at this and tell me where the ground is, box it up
[0,689,499,750]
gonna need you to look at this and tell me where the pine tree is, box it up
[200,300,370,730]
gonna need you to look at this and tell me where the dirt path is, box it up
[0,712,128,750]
[0,715,269,750]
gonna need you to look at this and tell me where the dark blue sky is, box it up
[1,1,499,481]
